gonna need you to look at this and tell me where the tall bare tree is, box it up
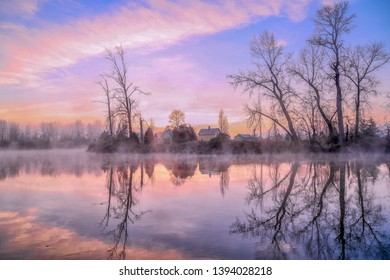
[229,31,299,142]
[310,1,355,146]
[342,43,390,138]
[105,45,149,138]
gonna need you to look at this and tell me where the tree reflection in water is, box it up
[99,163,150,259]
[220,169,230,197]
[348,162,388,259]
[231,161,390,260]
[163,159,198,186]
[98,156,233,258]
[163,157,231,192]
[1,152,388,259]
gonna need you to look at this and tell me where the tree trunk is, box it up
[335,66,345,146]
[338,162,346,259]
[314,89,335,139]
[355,87,361,138]
[279,99,299,142]
[140,117,144,144]
[127,105,132,137]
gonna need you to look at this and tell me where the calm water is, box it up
[0,150,389,260]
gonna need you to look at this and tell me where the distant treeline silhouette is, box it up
[0,119,103,149]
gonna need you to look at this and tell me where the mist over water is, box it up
[0,150,389,259]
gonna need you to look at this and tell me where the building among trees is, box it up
[198,127,221,141]
[157,129,173,144]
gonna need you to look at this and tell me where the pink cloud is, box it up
[0,0,312,87]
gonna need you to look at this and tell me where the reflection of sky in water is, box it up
[0,150,389,259]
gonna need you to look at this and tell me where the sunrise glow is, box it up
[1,0,389,129]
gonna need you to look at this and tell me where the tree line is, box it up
[90,105,223,153]
[229,1,389,150]
[0,119,103,149]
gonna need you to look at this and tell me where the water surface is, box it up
[0,150,389,259]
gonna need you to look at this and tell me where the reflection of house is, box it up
[198,126,221,141]
[199,165,221,177]
[198,160,229,177]
[234,134,258,141]
[157,129,173,143]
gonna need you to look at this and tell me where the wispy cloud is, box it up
[0,0,312,87]
[320,0,341,6]
[0,0,44,17]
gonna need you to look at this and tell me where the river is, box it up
[0,149,389,259]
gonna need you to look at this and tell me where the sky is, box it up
[0,0,389,128]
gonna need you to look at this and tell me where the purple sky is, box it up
[0,0,389,127]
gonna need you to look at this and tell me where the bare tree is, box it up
[168,109,185,128]
[245,96,263,138]
[149,118,156,130]
[8,122,21,142]
[97,77,115,140]
[229,31,299,142]
[0,120,7,144]
[69,120,84,142]
[342,43,390,138]
[289,43,336,141]
[40,122,57,145]
[310,0,355,146]
[86,121,104,142]
[105,45,149,138]
[218,109,229,134]
[296,92,320,143]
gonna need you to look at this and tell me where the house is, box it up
[157,129,173,143]
[198,161,222,177]
[234,134,258,141]
[198,126,221,141]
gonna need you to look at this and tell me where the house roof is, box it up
[198,128,221,136]
[234,134,256,139]
[161,129,173,137]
